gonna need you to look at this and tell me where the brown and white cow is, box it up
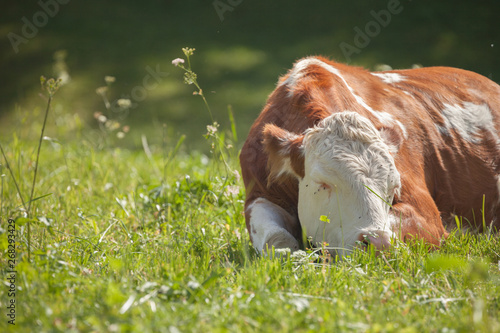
[240,56,500,257]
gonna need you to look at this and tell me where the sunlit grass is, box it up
[1,50,499,332]
[1,131,500,332]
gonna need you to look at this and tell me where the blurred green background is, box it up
[1,0,498,150]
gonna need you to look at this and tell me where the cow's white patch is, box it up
[402,90,417,102]
[435,123,449,136]
[247,198,299,253]
[372,110,394,124]
[439,102,496,143]
[371,72,406,84]
[298,112,401,256]
[395,120,408,139]
[370,111,408,139]
[282,58,370,112]
[281,57,320,91]
[283,57,408,138]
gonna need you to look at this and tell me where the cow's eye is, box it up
[319,183,331,190]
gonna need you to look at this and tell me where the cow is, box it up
[239,56,500,258]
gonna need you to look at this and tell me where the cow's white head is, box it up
[263,112,402,257]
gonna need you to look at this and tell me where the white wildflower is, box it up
[172,58,185,66]
[233,170,241,182]
[95,86,108,95]
[291,297,309,312]
[105,76,116,84]
[224,185,240,197]
[97,115,107,123]
[117,98,132,109]
[187,281,200,289]
[206,122,219,136]
[274,248,291,256]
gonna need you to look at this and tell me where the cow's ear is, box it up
[379,126,403,154]
[262,124,305,182]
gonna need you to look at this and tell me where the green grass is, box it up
[1,135,499,333]
[1,64,500,332]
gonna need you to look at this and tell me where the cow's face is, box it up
[263,112,402,257]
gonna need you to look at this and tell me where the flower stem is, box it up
[26,86,55,262]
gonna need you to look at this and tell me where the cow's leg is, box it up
[245,197,301,253]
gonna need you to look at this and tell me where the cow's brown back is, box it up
[240,57,500,249]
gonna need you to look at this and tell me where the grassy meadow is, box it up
[1,48,500,333]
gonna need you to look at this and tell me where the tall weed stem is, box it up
[24,77,61,261]
[172,48,234,176]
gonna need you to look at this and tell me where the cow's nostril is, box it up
[357,233,370,247]
[358,230,392,251]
